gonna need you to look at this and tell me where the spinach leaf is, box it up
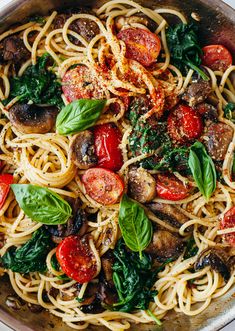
[188,141,216,200]
[224,102,235,122]
[111,239,158,312]
[51,254,70,280]
[166,22,209,80]
[1,227,53,273]
[184,237,198,259]
[11,184,72,225]
[56,99,106,135]
[118,194,152,258]
[4,53,63,108]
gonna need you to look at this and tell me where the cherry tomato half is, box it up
[82,168,124,205]
[167,105,203,144]
[0,174,14,209]
[156,173,190,201]
[94,123,123,171]
[56,235,97,283]
[117,28,161,67]
[220,207,235,247]
[62,65,106,102]
[201,45,232,72]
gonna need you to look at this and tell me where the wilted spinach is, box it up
[184,237,198,259]
[4,53,63,108]
[166,22,209,80]
[224,102,235,122]
[1,227,53,273]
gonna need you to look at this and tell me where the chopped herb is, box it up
[29,15,46,24]
[166,22,209,80]
[76,297,84,303]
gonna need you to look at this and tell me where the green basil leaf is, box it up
[56,99,106,135]
[11,184,72,225]
[118,194,153,257]
[188,141,216,200]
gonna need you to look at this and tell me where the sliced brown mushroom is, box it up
[128,167,156,203]
[181,80,212,107]
[115,13,157,32]
[194,247,231,282]
[204,122,233,161]
[145,229,184,262]
[45,201,88,244]
[0,35,29,64]
[69,130,97,169]
[9,104,58,134]
[101,250,114,283]
[147,202,192,232]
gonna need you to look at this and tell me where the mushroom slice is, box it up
[69,130,97,169]
[46,207,88,244]
[9,104,58,134]
[128,167,156,203]
[147,202,192,232]
[145,229,184,262]
[194,248,230,281]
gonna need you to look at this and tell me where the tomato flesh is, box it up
[56,235,97,283]
[62,65,106,102]
[82,168,124,205]
[156,174,190,201]
[0,174,14,209]
[94,123,123,171]
[117,28,161,67]
[201,45,232,72]
[167,105,203,144]
[220,207,235,247]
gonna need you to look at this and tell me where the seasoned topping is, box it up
[70,130,97,169]
[145,229,184,262]
[147,202,191,231]
[128,167,156,203]
[0,35,29,64]
[204,122,233,161]
[9,104,58,134]
[195,247,231,281]
[181,80,211,107]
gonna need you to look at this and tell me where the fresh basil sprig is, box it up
[188,141,216,200]
[118,194,153,258]
[56,99,106,135]
[11,184,72,225]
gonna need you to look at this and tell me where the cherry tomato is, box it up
[220,207,235,247]
[117,28,161,67]
[56,235,97,283]
[82,168,124,205]
[94,123,123,171]
[201,45,232,72]
[167,105,203,144]
[62,65,105,102]
[0,174,14,209]
[156,173,190,201]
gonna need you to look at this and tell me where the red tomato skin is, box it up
[167,105,203,144]
[201,45,232,71]
[0,174,14,209]
[56,235,97,283]
[94,123,123,171]
[220,207,235,247]
[117,28,161,67]
[82,168,124,205]
[62,65,105,102]
[156,174,190,201]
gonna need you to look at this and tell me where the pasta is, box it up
[0,1,235,330]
